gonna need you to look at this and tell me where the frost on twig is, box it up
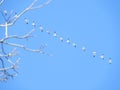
[0,0,52,82]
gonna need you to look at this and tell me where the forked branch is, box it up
[0,0,52,82]
[0,0,52,27]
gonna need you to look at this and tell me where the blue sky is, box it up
[0,0,120,90]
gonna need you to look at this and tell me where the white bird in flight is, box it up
[109,58,112,64]
[46,30,50,34]
[53,32,57,37]
[59,37,63,42]
[32,21,35,27]
[100,54,104,60]
[82,46,86,51]
[39,25,44,32]
[92,51,97,57]
[24,18,29,24]
[66,38,70,44]
[73,43,77,48]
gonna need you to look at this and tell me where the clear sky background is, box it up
[0,0,120,90]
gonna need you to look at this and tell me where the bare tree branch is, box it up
[30,0,52,10]
[0,58,20,71]
[0,0,5,6]
[0,29,35,42]
[0,0,52,81]
[0,0,52,27]
[0,48,17,58]
[4,42,43,53]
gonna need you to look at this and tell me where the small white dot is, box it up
[39,25,43,32]
[46,30,50,34]
[32,21,35,27]
[73,43,77,48]
[24,18,29,24]
[109,58,112,64]
[100,54,104,60]
[59,37,63,42]
[66,39,70,44]
[82,46,86,51]
[92,51,96,57]
[53,32,57,37]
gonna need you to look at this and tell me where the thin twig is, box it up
[0,0,5,6]
[0,0,52,27]
[0,29,35,42]
[0,0,52,81]
[4,42,43,53]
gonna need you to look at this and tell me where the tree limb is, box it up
[0,0,52,81]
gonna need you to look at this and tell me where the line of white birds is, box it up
[24,18,112,64]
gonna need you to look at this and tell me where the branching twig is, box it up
[0,0,52,81]
[0,58,20,71]
[0,29,35,42]
[0,0,52,27]
[4,42,43,53]
[0,48,17,58]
